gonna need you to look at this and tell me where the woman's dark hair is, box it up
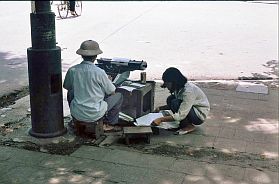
[162,67,187,90]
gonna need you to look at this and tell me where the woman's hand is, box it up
[151,115,175,126]
[151,118,161,126]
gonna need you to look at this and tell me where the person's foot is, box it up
[103,124,114,131]
[103,124,122,132]
[174,124,195,135]
[71,11,76,16]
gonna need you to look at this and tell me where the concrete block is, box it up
[236,82,268,94]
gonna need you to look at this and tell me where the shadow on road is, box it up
[0,51,29,103]
[238,60,278,80]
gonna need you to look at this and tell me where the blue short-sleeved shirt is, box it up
[63,60,116,122]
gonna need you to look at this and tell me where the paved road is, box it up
[0,1,278,97]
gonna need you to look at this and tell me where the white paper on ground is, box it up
[135,113,163,126]
[134,112,180,129]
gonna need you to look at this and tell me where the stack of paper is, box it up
[135,113,163,126]
[134,112,179,129]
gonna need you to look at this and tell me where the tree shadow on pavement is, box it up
[0,51,28,98]
[0,51,27,72]
[262,60,279,78]
[239,60,279,80]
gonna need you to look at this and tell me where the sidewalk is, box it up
[0,80,278,184]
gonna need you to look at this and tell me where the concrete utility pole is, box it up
[27,1,67,138]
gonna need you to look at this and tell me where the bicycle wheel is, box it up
[57,3,68,19]
[75,1,82,16]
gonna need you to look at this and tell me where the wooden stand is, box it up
[73,118,104,139]
[123,126,153,144]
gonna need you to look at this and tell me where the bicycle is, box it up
[57,1,82,19]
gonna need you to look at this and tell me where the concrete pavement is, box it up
[0,80,278,184]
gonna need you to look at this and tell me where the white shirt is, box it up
[63,60,116,122]
[172,82,210,121]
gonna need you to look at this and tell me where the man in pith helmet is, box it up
[63,40,123,131]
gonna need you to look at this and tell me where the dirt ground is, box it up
[0,86,29,108]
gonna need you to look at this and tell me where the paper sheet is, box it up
[135,113,163,126]
[112,57,130,63]
[118,85,136,92]
[134,112,180,129]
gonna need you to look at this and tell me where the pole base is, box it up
[29,127,67,138]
